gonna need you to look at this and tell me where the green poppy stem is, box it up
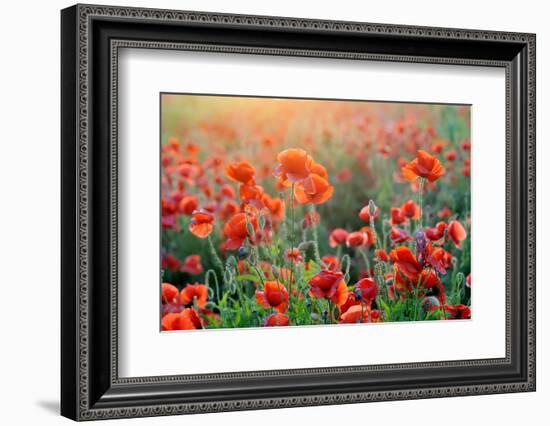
[289,184,296,305]
[418,177,426,229]
[207,235,226,287]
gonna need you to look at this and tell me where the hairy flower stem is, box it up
[289,184,296,306]
[207,235,226,287]
[418,177,425,229]
[310,206,322,265]
[370,216,382,251]
[358,247,371,275]
[248,261,266,288]
[205,269,221,306]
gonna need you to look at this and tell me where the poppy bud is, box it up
[259,213,266,230]
[237,246,249,260]
[298,241,312,251]
[223,269,233,284]
[246,221,256,238]
[226,255,237,268]
[271,265,280,279]
[310,313,321,322]
[368,200,378,219]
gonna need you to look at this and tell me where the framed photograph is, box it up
[61,4,536,421]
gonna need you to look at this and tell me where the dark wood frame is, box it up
[61,3,536,421]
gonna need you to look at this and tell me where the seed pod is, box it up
[297,241,312,251]
[246,221,256,238]
[237,246,249,260]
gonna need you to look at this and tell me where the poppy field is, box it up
[160,94,471,331]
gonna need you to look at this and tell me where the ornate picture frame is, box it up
[61,4,535,420]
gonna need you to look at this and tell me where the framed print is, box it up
[61,4,536,421]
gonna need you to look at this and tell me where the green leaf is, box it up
[236,274,260,283]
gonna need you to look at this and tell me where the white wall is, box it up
[0,0,546,424]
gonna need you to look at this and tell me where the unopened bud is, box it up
[237,246,249,260]
[368,199,378,218]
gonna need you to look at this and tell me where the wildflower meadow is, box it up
[160,95,471,331]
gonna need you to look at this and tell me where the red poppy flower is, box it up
[389,246,422,281]
[390,207,406,226]
[336,167,352,183]
[167,137,180,151]
[264,313,290,327]
[162,308,203,331]
[219,184,236,199]
[179,283,208,309]
[437,206,453,219]
[445,150,457,162]
[224,160,256,184]
[466,273,471,288]
[329,228,348,248]
[284,248,303,263]
[359,204,379,223]
[262,194,285,222]
[402,150,446,182]
[444,304,471,319]
[339,293,360,314]
[309,270,349,307]
[310,161,329,180]
[255,280,289,313]
[220,200,240,220]
[294,174,334,205]
[346,231,366,248]
[171,190,185,204]
[240,183,265,205]
[303,210,320,228]
[185,142,200,156]
[461,163,471,177]
[178,195,199,216]
[161,199,178,229]
[274,148,313,184]
[222,212,259,250]
[161,254,180,272]
[339,305,369,324]
[394,267,440,293]
[354,277,378,303]
[426,246,452,274]
[390,227,412,245]
[425,221,447,241]
[180,255,203,275]
[189,209,215,238]
[431,142,444,154]
[400,199,421,220]
[360,226,377,246]
[372,251,387,266]
[322,255,340,272]
[162,301,183,316]
[161,283,179,304]
[447,220,467,248]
